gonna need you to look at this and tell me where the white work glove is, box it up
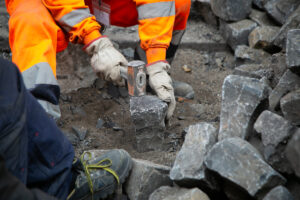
[146,61,176,122]
[84,36,128,86]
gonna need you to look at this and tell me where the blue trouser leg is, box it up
[0,58,74,199]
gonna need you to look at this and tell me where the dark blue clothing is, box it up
[0,58,74,199]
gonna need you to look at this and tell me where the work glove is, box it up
[84,36,128,86]
[146,61,176,122]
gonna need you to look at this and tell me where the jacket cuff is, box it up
[82,35,107,51]
[83,30,102,46]
[146,47,167,64]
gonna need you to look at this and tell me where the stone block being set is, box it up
[170,123,217,187]
[233,63,274,80]
[234,45,270,65]
[220,19,257,50]
[249,9,277,27]
[269,70,300,111]
[248,26,280,52]
[254,110,295,173]
[286,129,300,178]
[125,159,172,200]
[204,137,286,200]
[218,75,270,141]
[272,5,300,49]
[149,186,210,200]
[210,0,252,22]
[280,89,300,126]
[264,0,300,25]
[286,29,300,74]
[130,95,168,152]
[262,186,294,200]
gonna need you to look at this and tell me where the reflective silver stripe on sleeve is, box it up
[137,1,175,20]
[58,8,93,32]
[38,99,61,119]
[22,62,58,90]
[171,30,185,45]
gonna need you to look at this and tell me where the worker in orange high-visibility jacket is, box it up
[5,0,191,121]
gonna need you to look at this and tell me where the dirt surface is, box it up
[57,47,233,167]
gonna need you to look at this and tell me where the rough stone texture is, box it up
[269,70,300,111]
[264,0,300,25]
[204,137,286,200]
[248,26,280,51]
[211,0,252,22]
[170,123,217,186]
[233,63,274,80]
[268,53,287,88]
[125,159,172,200]
[0,7,9,49]
[254,110,295,173]
[272,5,300,49]
[56,44,97,93]
[194,0,218,27]
[149,186,210,200]
[286,129,300,178]
[280,89,300,125]
[234,45,271,66]
[130,95,168,152]
[253,0,268,9]
[220,19,257,50]
[249,9,278,27]
[286,29,300,73]
[218,75,270,141]
[263,186,294,200]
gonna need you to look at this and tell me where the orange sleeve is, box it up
[134,0,175,63]
[42,0,101,44]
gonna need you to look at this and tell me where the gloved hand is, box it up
[84,36,128,86]
[146,61,176,121]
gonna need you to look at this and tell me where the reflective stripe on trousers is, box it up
[22,62,61,119]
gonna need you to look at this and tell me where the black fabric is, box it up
[30,84,60,105]
[0,58,74,199]
[0,156,57,200]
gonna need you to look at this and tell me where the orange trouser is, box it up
[6,0,66,76]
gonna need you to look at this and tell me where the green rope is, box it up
[80,152,120,200]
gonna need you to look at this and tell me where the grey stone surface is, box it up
[205,137,286,200]
[130,95,168,152]
[0,7,9,49]
[263,186,294,200]
[248,26,280,51]
[286,129,300,178]
[218,75,270,141]
[125,159,172,200]
[194,0,218,27]
[149,186,210,200]
[211,0,252,22]
[280,89,300,125]
[57,44,97,93]
[233,63,274,80]
[286,29,300,72]
[272,5,300,49]
[254,110,295,173]
[249,9,278,27]
[268,53,287,88]
[269,70,300,111]
[234,45,271,65]
[72,126,88,141]
[220,19,257,50]
[254,111,294,147]
[253,0,268,9]
[170,123,217,185]
[264,0,300,25]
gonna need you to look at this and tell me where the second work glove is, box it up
[146,61,176,121]
[84,36,128,86]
